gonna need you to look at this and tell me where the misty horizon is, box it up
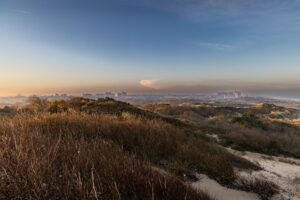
[1,0,300,98]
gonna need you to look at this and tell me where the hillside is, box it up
[0,98,282,199]
[143,103,300,158]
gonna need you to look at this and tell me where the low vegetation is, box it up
[0,116,209,199]
[234,176,279,200]
[144,103,300,158]
[3,113,257,183]
[223,127,300,157]
[232,112,267,130]
[0,98,281,199]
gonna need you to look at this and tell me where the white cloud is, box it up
[140,80,162,89]
[6,9,32,15]
[14,9,31,15]
[195,42,234,51]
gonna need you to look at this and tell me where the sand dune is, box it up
[230,149,300,200]
[191,174,259,200]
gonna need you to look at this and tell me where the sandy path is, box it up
[229,149,300,200]
[191,174,259,200]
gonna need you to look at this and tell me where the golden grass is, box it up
[0,98,268,199]
[0,113,211,200]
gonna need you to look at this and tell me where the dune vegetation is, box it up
[143,103,300,158]
[0,97,281,199]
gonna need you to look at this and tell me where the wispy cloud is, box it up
[128,0,300,25]
[165,1,298,17]
[195,42,234,51]
[7,9,32,15]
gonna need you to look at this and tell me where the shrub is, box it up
[234,176,279,200]
[224,128,300,158]
[0,106,17,116]
[232,112,267,130]
[26,96,48,112]
[47,100,68,113]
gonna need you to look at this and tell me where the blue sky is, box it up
[1,0,300,97]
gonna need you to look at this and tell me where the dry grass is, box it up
[234,176,279,200]
[143,103,300,158]
[224,127,300,158]
[0,114,211,200]
[0,98,269,199]
[9,113,239,183]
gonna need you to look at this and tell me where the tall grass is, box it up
[0,114,211,199]
[21,113,260,183]
[0,98,270,199]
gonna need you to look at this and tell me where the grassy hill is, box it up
[143,103,300,158]
[0,98,279,199]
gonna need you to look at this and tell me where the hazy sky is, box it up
[1,0,300,97]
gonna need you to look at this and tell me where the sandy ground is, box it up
[189,143,300,200]
[156,134,300,200]
[228,149,300,200]
[191,174,259,200]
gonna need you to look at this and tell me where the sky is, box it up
[1,0,300,98]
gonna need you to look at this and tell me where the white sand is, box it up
[191,174,259,200]
[229,149,300,200]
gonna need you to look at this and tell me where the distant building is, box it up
[82,93,93,99]
[114,91,128,98]
[216,91,242,99]
[121,91,127,96]
[104,92,113,98]
[96,93,105,98]
[233,91,242,98]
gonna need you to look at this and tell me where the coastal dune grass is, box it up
[143,102,300,158]
[20,113,258,183]
[0,114,211,200]
[0,97,271,199]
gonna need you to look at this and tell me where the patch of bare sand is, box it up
[229,149,300,200]
[191,174,259,200]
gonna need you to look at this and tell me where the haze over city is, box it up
[1,0,300,99]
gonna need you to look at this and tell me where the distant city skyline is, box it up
[1,0,300,98]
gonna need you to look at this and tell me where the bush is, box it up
[26,96,48,112]
[0,106,17,116]
[224,128,300,158]
[47,100,68,113]
[232,112,267,130]
[234,176,279,200]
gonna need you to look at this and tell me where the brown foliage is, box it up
[17,113,238,183]
[224,127,300,158]
[0,114,211,200]
[234,176,279,200]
